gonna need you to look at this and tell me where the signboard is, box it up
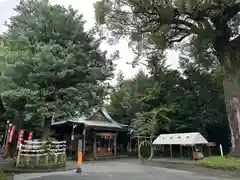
[96,132,114,137]
[8,126,15,143]
[207,142,216,147]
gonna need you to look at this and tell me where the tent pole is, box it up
[170,145,172,159]
[162,145,164,157]
[191,145,194,160]
[137,135,140,161]
[180,145,183,158]
[208,146,211,156]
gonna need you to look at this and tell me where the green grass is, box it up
[198,156,240,171]
[0,172,6,180]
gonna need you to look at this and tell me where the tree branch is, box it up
[169,33,190,44]
[173,19,200,34]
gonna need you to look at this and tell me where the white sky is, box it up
[0,0,180,85]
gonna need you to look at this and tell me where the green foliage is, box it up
[95,0,240,72]
[107,54,229,146]
[98,0,234,151]
[132,106,171,136]
[0,0,115,133]
[0,172,6,180]
[107,70,152,126]
[198,156,240,171]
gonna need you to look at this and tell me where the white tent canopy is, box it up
[153,132,208,145]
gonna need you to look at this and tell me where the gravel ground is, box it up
[14,159,239,180]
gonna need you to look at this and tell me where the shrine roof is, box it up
[51,108,127,130]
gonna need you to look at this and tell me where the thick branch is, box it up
[173,19,200,34]
[169,33,190,44]
[133,3,201,35]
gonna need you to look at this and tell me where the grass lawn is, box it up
[198,156,240,171]
[0,173,13,180]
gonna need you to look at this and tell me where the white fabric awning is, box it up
[153,132,208,145]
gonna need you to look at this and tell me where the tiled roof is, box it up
[51,109,123,129]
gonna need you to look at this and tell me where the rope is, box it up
[138,140,153,162]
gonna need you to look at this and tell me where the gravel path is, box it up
[14,159,239,180]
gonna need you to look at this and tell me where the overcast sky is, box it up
[0,0,179,84]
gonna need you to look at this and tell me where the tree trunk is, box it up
[41,127,50,139]
[223,72,240,156]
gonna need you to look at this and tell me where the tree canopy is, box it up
[95,0,240,71]
[0,0,115,135]
[95,0,240,155]
[107,54,230,150]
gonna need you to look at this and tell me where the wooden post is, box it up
[170,145,173,159]
[93,132,96,159]
[3,129,10,157]
[16,144,22,167]
[129,136,132,152]
[137,135,140,160]
[71,124,77,157]
[180,145,183,158]
[114,133,117,156]
[36,155,40,165]
[54,154,58,164]
[45,154,49,165]
[191,145,194,160]
[83,128,86,159]
[208,146,211,156]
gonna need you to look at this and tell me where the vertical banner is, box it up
[28,131,33,141]
[7,125,12,134]
[17,130,24,146]
[7,125,12,141]
[8,126,16,143]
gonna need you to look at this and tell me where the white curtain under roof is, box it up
[153,132,208,145]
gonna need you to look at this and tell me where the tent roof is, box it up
[153,132,208,145]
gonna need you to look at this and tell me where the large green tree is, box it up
[95,0,240,155]
[0,0,114,136]
[108,70,152,125]
[108,55,173,137]
[108,55,230,151]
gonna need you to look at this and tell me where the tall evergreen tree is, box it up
[0,0,114,136]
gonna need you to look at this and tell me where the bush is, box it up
[198,156,240,171]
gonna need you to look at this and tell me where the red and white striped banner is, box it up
[17,129,24,145]
[8,126,15,143]
[28,131,33,141]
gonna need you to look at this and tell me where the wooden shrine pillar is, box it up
[114,133,117,156]
[93,132,96,159]
[83,128,86,156]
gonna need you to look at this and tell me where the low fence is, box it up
[16,140,66,168]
